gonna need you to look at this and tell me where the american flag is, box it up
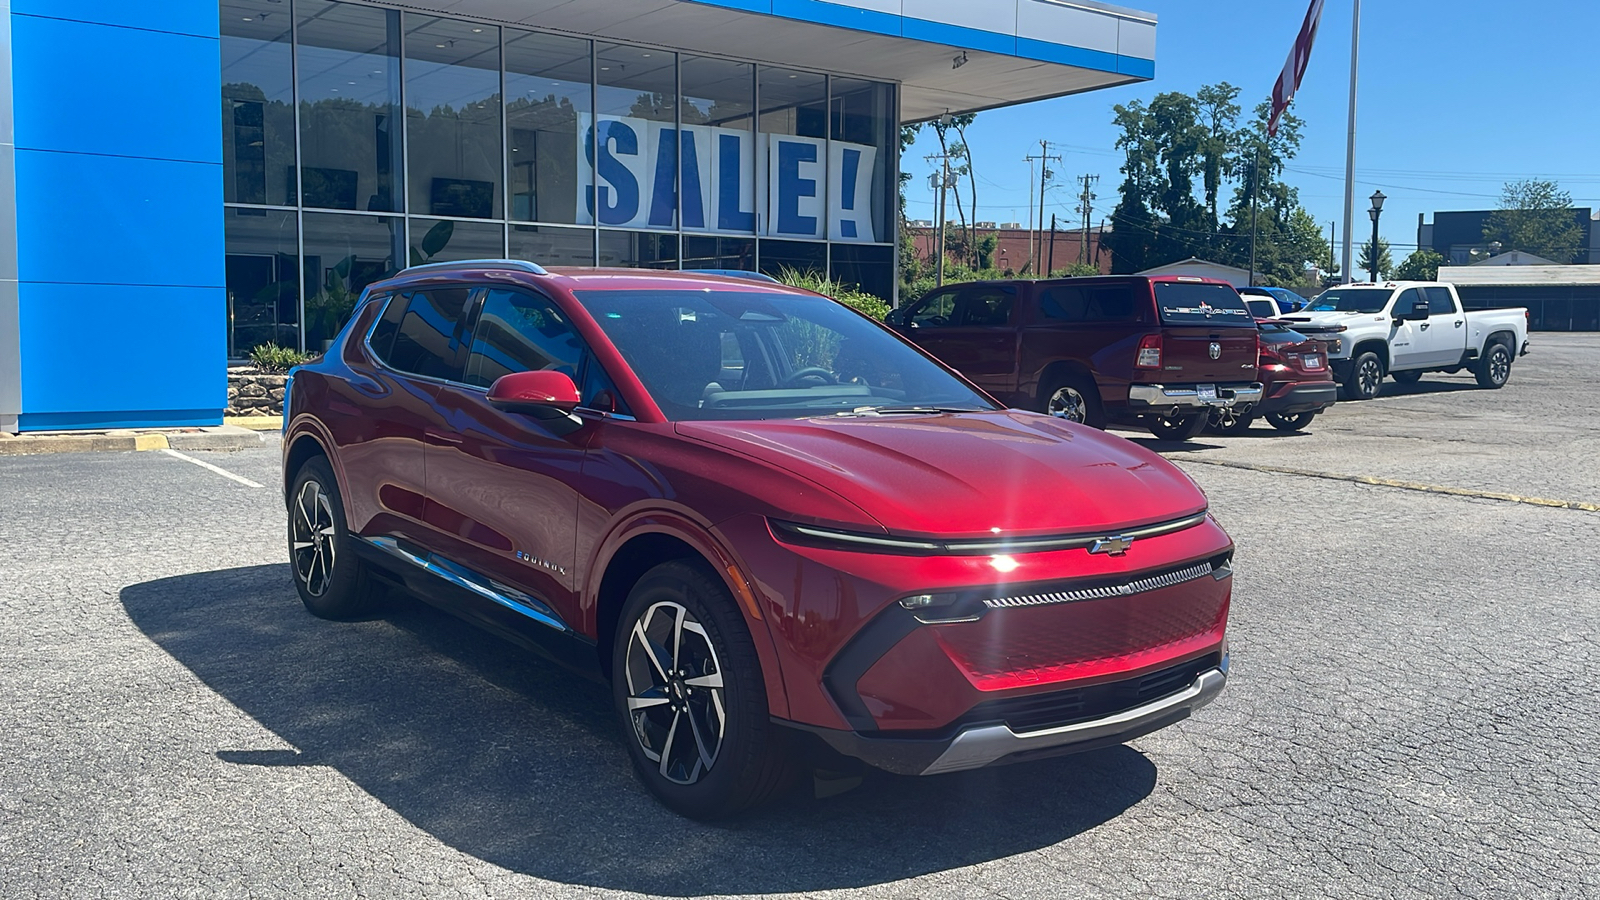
[1268,0,1327,137]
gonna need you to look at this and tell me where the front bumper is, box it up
[1128,382,1263,412]
[788,660,1227,775]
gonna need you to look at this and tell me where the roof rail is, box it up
[400,258,548,276]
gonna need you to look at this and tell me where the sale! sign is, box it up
[576,115,880,242]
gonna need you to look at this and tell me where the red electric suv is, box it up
[282,260,1234,819]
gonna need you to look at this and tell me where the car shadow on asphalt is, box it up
[1344,379,1481,401]
[122,564,1157,896]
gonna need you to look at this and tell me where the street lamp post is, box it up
[1366,190,1386,282]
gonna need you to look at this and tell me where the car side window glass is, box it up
[383,287,472,381]
[463,288,585,388]
[579,353,632,416]
[1039,286,1087,321]
[366,293,402,360]
[1425,286,1457,316]
[1394,288,1423,316]
[955,286,1016,327]
[910,290,958,328]
[1084,286,1136,322]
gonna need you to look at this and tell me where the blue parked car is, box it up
[1237,285,1305,314]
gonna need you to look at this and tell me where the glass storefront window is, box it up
[680,56,754,235]
[220,1,294,206]
[594,43,677,230]
[758,239,825,280]
[405,17,501,219]
[829,78,893,245]
[302,212,404,349]
[758,68,827,242]
[682,236,755,271]
[510,224,596,267]
[225,208,299,356]
[297,1,403,212]
[831,243,894,302]
[505,30,591,226]
[408,217,505,264]
[599,231,679,269]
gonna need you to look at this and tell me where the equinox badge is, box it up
[1089,535,1135,556]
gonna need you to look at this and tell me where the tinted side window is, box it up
[1084,285,1137,322]
[463,289,584,388]
[366,293,402,359]
[910,289,958,327]
[1393,288,1423,316]
[1039,286,1087,321]
[955,286,1016,326]
[382,288,471,380]
[1425,286,1457,316]
[579,355,631,416]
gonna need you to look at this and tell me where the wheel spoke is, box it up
[658,710,683,778]
[686,708,716,772]
[631,620,672,682]
[670,603,685,672]
[685,671,722,689]
[627,685,671,711]
[292,541,314,551]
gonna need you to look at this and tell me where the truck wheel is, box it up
[1474,342,1512,389]
[1266,411,1317,433]
[1392,370,1422,384]
[1039,375,1105,428]
[1147,413,1208,442]
[1206,407,1255,436]
[1343,351,1385,400]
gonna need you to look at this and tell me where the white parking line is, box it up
[161,448,264,488]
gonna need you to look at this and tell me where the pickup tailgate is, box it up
[1149,281,1260,383]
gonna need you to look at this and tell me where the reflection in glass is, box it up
[758,68,826,240]
[302,212,404,349]
[505,30,591,225]
[758,239,825,280]
[599,230,679,269]
[829,79,893,244]
[297,0,403,211]
[405,17,501,218]
[682,236,755,271]
[595,43,677,230]
[408,217,505,264]
[681,57,754,235]
[509,224,596,267]
[831,243,893,302]
[221,1,295,205]
[225,209,299,355]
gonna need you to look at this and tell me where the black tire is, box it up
[612,560,797,820]
[287,456,385,619]
[1147,412,1208,442]
[1266,411,1317,432]
[1474,342,1512,389]
[1392,370,1423,384]
[1038,374,1105,429]
[1206,406,1255,436]
[1343,351,1385,400]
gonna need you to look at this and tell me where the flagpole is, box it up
[1340,0,1359,283]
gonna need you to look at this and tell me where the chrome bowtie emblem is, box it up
[1208,342,1222,360]
[1089,535,1135,556]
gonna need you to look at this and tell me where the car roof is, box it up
[366,262,819,298]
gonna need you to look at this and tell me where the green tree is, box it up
[1392,249,1446,282]
[1358,238,1393,281]
[1483,179,1586,263]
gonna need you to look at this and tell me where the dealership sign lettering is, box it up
[578,115,880,242]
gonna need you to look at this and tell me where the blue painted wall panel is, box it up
[12,0,218,38]
[14,149,224,288]
[12,16,222,163]
[17,283,225,428]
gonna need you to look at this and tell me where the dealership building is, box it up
[0,0,1156,432]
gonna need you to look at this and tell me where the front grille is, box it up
[982,561,1215,610]
[960,653,1220,735]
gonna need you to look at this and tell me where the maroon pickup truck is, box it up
[888,275,1263,441]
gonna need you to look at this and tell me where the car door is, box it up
[902,284,1020,399]
[342,286,471,542]
[1020,281,1141,409]
[1415,286,1467,367]
[1387,287,1429,371]
[423,285,603,630]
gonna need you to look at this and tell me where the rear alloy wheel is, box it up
[1344,351,1385,400]
[288,456,384,619]
[1474,343,1512,389]
[1206,406,1255,436]
[1266,411,1317,432]
[1040,375,1104,428]
[1147,412,1209,442]
[1392,370,1422,384]
[613,561,795,819]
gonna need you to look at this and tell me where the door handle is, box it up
[1419,323,1429,330]
[425,430,463,445]
[1454,320,1464,328]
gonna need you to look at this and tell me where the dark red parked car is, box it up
[887,275,1262,441]
[283,260,1234,818]
[1208,322,1338,435]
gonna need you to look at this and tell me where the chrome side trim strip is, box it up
[981,561,1216,610]
[360,536,569,633]
[920,667,1226,775]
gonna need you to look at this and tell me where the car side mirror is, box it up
[1406,298,1431,321]
[486,370,581,419]
[884,307,905,327]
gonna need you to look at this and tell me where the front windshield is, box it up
[574,289,995,421]
[1307,288,1391,314]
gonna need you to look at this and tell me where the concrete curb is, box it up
[225,415,283,432]
[0,425,264,456]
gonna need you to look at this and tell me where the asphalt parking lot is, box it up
[3,334,1597,899]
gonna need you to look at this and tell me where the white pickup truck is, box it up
[1282,282,1529,400]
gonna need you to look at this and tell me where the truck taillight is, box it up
[1136,334,1162,368]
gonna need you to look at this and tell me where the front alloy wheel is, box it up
[624,601,726,786]
[1046,385,1090,424]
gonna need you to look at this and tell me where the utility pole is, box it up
[1076,174,1099,266]
[1047,213,1057,276]
[1024,141,1061,275]
[1024,157,1036,273]
[1328,220,1337,283]
[925,153,955,287]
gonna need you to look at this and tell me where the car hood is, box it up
[676,411,1207,537]
[1283,308,1382,327]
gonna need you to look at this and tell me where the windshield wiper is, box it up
[832,405,985,417]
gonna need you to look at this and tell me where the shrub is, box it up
[249,342,313,374]
[773,267,891,322]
